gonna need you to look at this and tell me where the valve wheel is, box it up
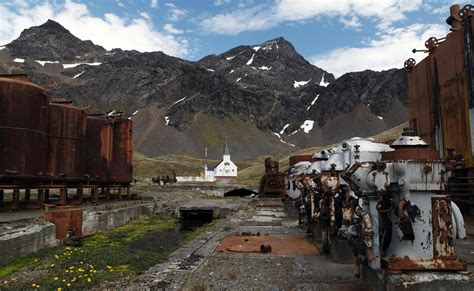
[404,58,416,70]
[424,37,439,50]
[459,4,473,19]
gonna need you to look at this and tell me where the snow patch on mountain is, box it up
[294,79,311,88]
[307,94,320,110]
[300,120,314,133]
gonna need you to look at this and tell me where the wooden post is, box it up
[0,190,4,207]
[25,188,31,201]
[13,189,20,210]
[59,188,67,205]
[37,189,44,203]
[77,188,83,203]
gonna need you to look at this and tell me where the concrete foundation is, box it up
[82,203,155,234]
[177,199,249,219]
[0,222,58,266]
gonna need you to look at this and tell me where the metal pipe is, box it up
[451,201,467,239]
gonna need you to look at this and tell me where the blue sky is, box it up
[0,0,459,76]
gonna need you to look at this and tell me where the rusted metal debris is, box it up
[216,234,318,255]
[258,158,287,199]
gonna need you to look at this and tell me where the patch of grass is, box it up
[0,213,212,290]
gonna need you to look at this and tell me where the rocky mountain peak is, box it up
[6,19,105,61]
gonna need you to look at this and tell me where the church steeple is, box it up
[223,136,230,156]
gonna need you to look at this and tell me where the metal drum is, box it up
[111,117,133,183]
[85,115,114,182]
[0,77,49,180]
[47,103,87,180]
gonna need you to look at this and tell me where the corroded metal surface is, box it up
[289,155,315,167]
[85,116,113,181]
[259,158,286,198]
[111,117,133,183]
[0,78,49,179]
[215,234,318,255]
[47,104,87,180]
[43,208,83,240]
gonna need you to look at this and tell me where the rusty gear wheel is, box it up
[404,58,416,71]
[424,37,439,50]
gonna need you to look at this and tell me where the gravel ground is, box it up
[127,198,366,291]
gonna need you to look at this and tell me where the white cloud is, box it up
[163,23,184,34]
[150,0,158,9]
[201,0,423,35]
[214,0,231,6]
[116,1,125,8]
[165,3,187,21]
[311,23,448,77]
[0,0,189,57]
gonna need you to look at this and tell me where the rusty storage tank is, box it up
[0,77,49,180]
[85,115,114,182]
[110,117,133,183]
[47,103,87,180]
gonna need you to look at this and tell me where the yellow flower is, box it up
[93,270,97,273]
[36,285,40,288]
[80,261,84,264]
[32,283,37,287]
[65,270,69,273]
[67,283,71,287]
[57,288,62,291]
[54,277,59,281]
[3,281,8,285]
[69,266,74,269]
[34,259,38,262]
[50,264,55,267]
[87,278,92,283]
[62,279,66,282]
[55,255,60,259]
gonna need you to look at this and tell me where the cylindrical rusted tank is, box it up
[85,115,114,182]
[110,117,133,183]
[0,78,49,179]
[47,103,87,180]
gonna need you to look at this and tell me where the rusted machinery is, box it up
[258,157,286,198]
[287,131,467,275]
[0,76,134,210]
[405,3,474,209]
[152,170,177,185]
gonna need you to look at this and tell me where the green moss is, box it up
[0,256,37,278]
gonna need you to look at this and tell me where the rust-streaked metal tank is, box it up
[110,117,133,183]
[47,103,87,180]
[85,115,114,182]
[0,78,49,180]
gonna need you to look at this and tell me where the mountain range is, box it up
[0,20,408,160]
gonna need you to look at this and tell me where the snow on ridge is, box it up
[294,79,311,88]
[226,55,235,61]
[228,69,235,74]
[35,60,59,66]
[173,96,187,105]
[165,116,170,125]
[207,68,215,72]
[319,73,329,87]
[306,94,320,110]
[252,46,261,52]
[246,53,255,65]
[63,62,102,69]
[273,132,295,147]
[13,58,25,63]
[72,71,85,79]
[279,123,290,135]
[259,66,271,70]
[236,73,247,83]
[133,110,139,116]
[300,120,314,134]
[377,116,383,120]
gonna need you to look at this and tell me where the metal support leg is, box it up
[13,189,20,210]
[37,189,44,204]
[105,187,110,202]
[92,188,99,204]
[25,188,31,201]
[0,190,4,208]
[59,188,67,205]
[77,188,83,203]
[44,189,50,202]
[118,187,122,200]
[127,187,131,198]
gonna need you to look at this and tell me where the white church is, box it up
[205,139,238,180]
